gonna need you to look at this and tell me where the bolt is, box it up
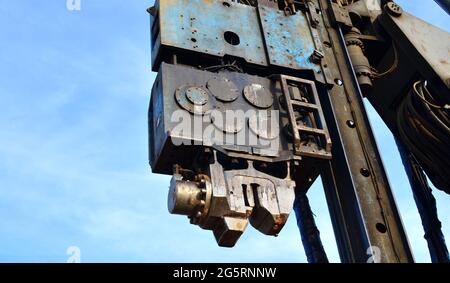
[347,120,356,128]
[360,168,371,177]
[386,2,403,17]
[310,49,324,64]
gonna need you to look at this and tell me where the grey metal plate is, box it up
[149,63,308,174]
[207,77,239,102]
[159,0,267,66]
[389,11,450,85]
[258,5,321,72]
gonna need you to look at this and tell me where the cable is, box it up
[371,43,399,79]
[413,81,450,110]
[396,80,450,195]
[202,60,243,73]
[396,139,449,262]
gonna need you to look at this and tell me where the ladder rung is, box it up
[296,126,327,136]
[291,100,319,110]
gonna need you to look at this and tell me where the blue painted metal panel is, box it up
[258,6,320,72]
[159,0,267,66]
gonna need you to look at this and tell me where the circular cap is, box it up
[207,77,239,102]
[175,85,211,115]
[243,84,273,109]
[186,86,209,105]
[386,2,403,17]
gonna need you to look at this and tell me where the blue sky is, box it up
[0,0,448,263]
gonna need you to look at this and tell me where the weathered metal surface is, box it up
[152,0,322,76]
[207,77,239,102]
[150,62,334,172]
[316,0,413,263]
[243,84,274,109]
[382,10,450,90]
[345,28,373,93]
[248,111,279,140]
[168,154,295,247]
[168,173,212,217]
[157,0,267,66]
[175,85,213,115]
[149,62,334,173]
[149,61,331,247]
[211,110,244,134]
[150,63,281,174]
[366,9,450,133]
[279,74,332,159]
[330,2,353,27]
[258,5,321,72]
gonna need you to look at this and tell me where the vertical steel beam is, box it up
[313,0,414,262]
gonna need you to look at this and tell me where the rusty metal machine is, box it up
[148,0,333,248]
[147,0,450,263]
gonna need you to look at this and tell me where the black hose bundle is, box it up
[397,81,450,195]
[293,192,329,263]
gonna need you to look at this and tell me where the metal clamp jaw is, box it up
[168,152,296,247]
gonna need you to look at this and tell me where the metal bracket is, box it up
[279,75,332,159]
[305,0,321,27]
[329,2,352,27]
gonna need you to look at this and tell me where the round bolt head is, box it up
[360,168,371,177]
[386,2,403,17]
[346,120,356,128]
